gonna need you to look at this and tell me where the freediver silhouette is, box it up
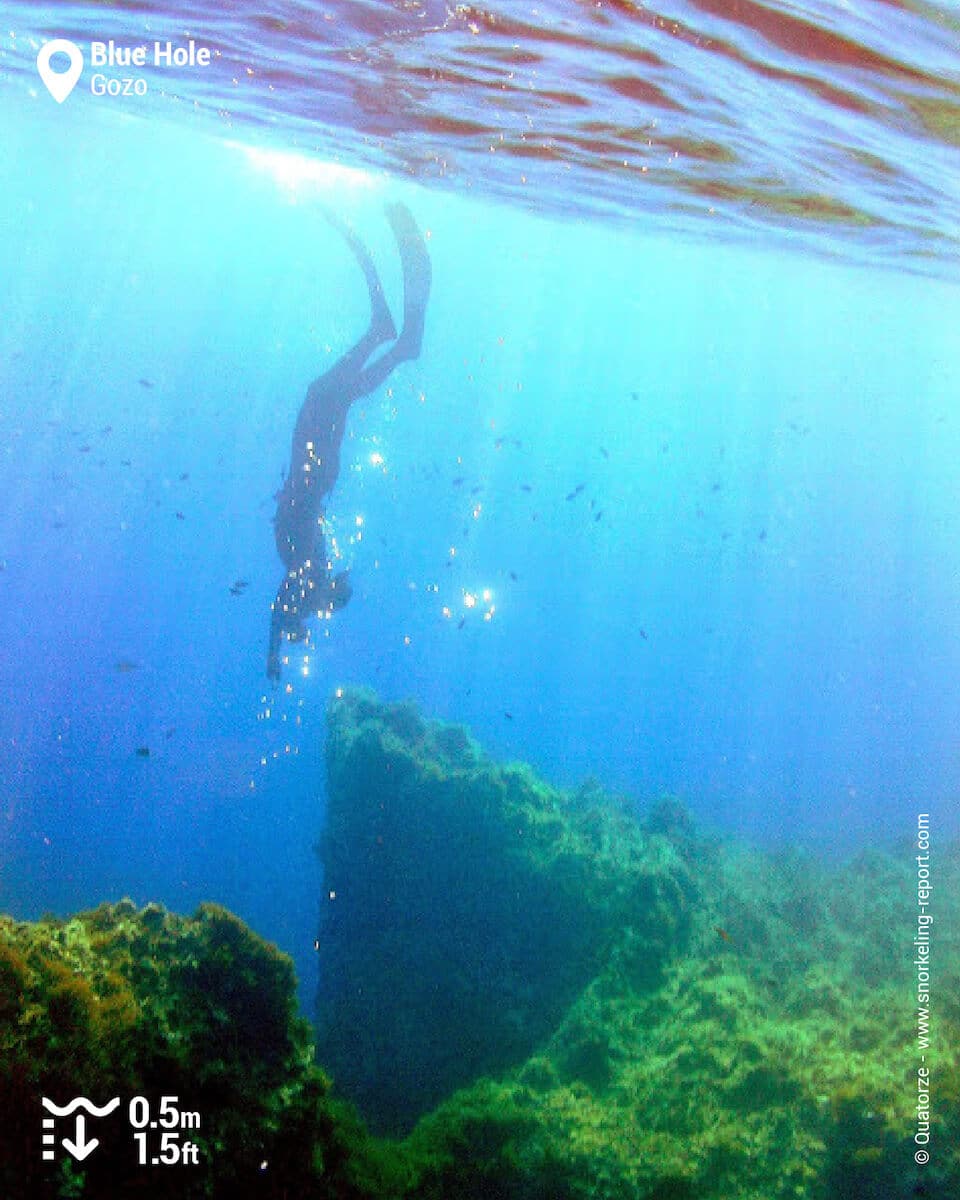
[267,203,431,680]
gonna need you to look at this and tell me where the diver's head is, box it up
[267,562,353,682]
[326,569,352,612]
[290,560,352,622]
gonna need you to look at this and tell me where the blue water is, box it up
[1,4,959,1010]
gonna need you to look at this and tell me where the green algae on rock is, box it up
[4,690,959,1200]
[318,689,960,1199]
[399,838,960,1200]
[0,900,406,1200]
[318,687,700,1133]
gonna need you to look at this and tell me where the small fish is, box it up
[452,476,465,487]
[509,571,518,581]
[179,472,189,482]
[565,483,585,501]
[78,445,91,453]
[599,447,609,459]
[714,926,732,943]
[175,511,186,521]
[758,529,767,542]
[115,660,140,673]
[120,459,132,467]
[135,746,151,758]
[520,484,532,493]
[504,712,513,720]
[639,629,648,641]
[631,391,639,401]
[138,378,154,389]
[594,511,604,522]
[99,425,113,435]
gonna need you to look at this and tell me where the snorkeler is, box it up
[267,203,431,681]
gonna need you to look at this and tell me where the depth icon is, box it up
[37,39,83,103]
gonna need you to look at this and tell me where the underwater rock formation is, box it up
[317,687,698,1134]
[402,837,960,1200]
[3,692,959,1199]
[317,689,960,1198]
[0,900,401,1200]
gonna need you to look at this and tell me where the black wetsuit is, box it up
[267,204,431,680]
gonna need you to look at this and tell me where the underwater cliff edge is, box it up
[1,687,957,1198]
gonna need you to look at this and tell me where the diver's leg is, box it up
[300,210,399,419]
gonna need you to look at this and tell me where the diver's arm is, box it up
[266,598,284,681]
[266,567,305,681]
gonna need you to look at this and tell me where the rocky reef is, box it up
[318,687,698,1133]
[317,688,960,1198]
[2,687,958,1199]
[0,899,404,1199]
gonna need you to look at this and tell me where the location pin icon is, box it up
[37,39,84,104]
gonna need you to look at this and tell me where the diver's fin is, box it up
[323,207,397,345]
[385,202,432,360]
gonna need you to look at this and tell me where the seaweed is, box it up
[2,689,958,1200]
[0,901,400,1199]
